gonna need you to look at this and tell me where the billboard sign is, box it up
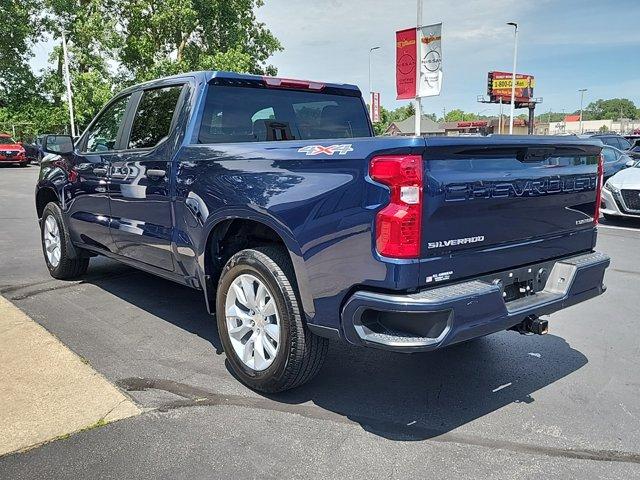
[371,92,381,123]
[487,71,534,103]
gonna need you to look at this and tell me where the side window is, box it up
[618,137,631,150]
[85,95,130,153]
[127,85,183,149]
[602,147,617,164]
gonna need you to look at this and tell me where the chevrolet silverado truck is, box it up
[35,71,610,392]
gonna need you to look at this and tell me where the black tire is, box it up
[18,161,28,168]
[603,213,616,221]
[216,246,328,393]
[40,202,89,279]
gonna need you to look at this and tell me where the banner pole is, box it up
[415,0,423,136]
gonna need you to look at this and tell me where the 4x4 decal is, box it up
[298,144,353,156]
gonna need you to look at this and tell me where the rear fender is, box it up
[197,209,314,319]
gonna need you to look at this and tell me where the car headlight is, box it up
[604,181,619,194]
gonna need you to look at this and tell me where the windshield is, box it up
[0,137,16,145]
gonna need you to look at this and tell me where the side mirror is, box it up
[42,135,74,155]
[626,159,636,168]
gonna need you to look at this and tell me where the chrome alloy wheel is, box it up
[225,274,281,371]
[43,215,62,267]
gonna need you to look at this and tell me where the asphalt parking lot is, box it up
[1,165,639,479]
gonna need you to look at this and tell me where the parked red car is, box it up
[0,134,28,167]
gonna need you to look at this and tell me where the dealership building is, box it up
[385,115,530,136]
[536,115,640,135]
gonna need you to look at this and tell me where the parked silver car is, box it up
[601,160,640,220]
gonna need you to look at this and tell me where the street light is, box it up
[61,31,76,138]
[578,88,587,134]
[368,46,380,120]
[507,22,518,134]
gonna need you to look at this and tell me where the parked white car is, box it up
[601,160,640,220]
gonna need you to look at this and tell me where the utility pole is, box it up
[507,22,518,134]
[498,98,503,134]
[414,0,423,136]
[578,88,587,134]
[61,31,76,138]
[368,46,380,120]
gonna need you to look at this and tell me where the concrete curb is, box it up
[0,295,141,456]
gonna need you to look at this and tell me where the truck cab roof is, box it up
[120,71,361,96]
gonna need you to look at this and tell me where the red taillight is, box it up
[594,152,604,225]
[370,155,423,258]
[262,76,324,90]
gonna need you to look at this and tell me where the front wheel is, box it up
[216,246,328,392]
[41,202,89,279]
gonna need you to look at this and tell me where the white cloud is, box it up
[256,0,640,113]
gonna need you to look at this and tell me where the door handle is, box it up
[93,167,108,176]
[147,169,166,179]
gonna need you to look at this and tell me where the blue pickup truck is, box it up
[35,71,610,392]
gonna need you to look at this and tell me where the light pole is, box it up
[507,22,518,134]
[415,0,424,136]
[578,88,587,134]
[61,31,76,138]
[368,46,380,120]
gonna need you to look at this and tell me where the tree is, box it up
[586,98,638,120]
[444,109,477,122]
[0,0,283,138]
[0,0,43,108]
[115,0,282,82]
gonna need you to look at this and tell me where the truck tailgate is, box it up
[420,136,603,281]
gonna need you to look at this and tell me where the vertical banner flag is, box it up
[395,28,417,99]
[371,92,381,123]
[418,23,443,97]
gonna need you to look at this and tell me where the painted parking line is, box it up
[599,224,640,233]
[0,296,141,456]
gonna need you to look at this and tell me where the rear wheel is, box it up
[603,213,617,221]
[216,246,328,392]
[41,202,89,279]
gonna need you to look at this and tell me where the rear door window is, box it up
[198,85,371,144]
[127,85,184,149]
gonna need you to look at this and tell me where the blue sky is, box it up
[256,0,640,116]
[30,0,639,117]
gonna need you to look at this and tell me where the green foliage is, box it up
[535,111,567,123]
[535,99,640,124]
[444,109,475,122]
[0,0,282,138]
[586,98,639,120]
[116,0,281,82]
[0,0,43,108]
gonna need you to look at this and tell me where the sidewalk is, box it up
[0,296,140,456]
